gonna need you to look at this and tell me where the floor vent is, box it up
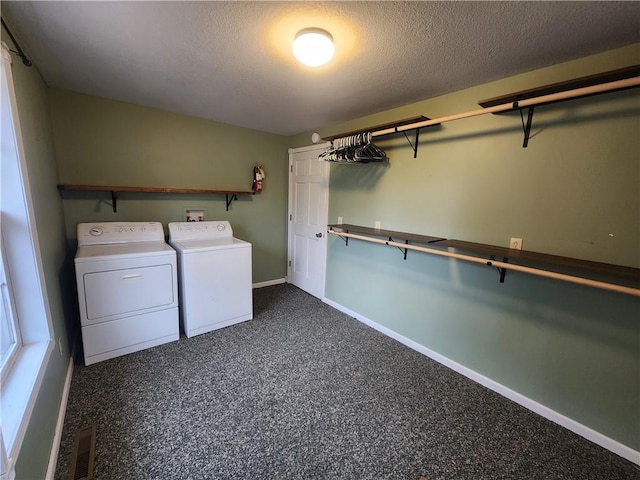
[69,423,96,480]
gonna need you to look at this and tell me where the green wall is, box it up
[48,90,290,284]
[2,34,73,480]
[295,44,640,449]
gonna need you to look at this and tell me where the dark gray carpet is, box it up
[54,284,638,480]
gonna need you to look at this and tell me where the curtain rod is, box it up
[1,17,32,66]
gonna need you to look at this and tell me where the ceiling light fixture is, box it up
[293,28,334,67]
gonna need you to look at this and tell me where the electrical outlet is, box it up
[374,221,381,230]
[58,337,64,356]
[337,216,343,225]
[510,237,523,250]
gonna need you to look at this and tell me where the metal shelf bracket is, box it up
[109,191,118,213]
[225,193,238,211]
[487,256,508,283]
[330,228,350,246]
[225,193,238,212]
[516,103,536,148]
[387,238,409,259]
[401,127,421,158]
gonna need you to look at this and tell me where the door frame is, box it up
[287,143,331,299]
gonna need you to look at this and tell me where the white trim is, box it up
[0,434,14,480]
[0,44,55,345]
[45,356,73,480]
[0,342,53,474]
[322,296,640,466]
[252,278,286,289]
[1,41,56,474]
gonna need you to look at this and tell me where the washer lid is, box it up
[170,237,250,253]
[75,241,176,263]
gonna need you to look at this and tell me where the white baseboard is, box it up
[252,278,286,289]
[322,297,640,466]
[45,356,74,480]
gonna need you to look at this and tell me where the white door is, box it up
[288,143,330,298]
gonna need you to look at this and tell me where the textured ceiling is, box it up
[2,1,639,136]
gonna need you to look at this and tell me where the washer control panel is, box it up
[168,221,233,241]
[77,222,164,245]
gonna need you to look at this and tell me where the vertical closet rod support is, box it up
[387,238,409,259]
[487,256,508,283]
[487,257,508,283]
[400,128,421,158]
[337,235,349,246]
[520,107,535,148]
[499,257,508,282]
[329,228,350,246]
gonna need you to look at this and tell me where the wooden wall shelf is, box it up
[477,65,640,147]
[322,116,440,159]
[478,65,640,108]
[57,184,255,212]
[329,224,445,246]
[328,224,640,296]
[436,239,639,281]
[322,116,431,141]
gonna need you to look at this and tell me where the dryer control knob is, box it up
[89,227,103,236]
[217,223,226,231]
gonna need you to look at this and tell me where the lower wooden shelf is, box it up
[328,224,640,296]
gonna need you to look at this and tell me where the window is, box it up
[1,42,54,479]
[1,242,21,379]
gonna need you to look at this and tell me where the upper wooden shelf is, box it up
[57,184,255,212]
[328,223,640,283]
[57,184,254,195]
[322,116,432,141]
[478,64,640,108]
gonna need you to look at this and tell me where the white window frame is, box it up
[0,41,55,480]
[1,239,22,382]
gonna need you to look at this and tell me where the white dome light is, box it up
[293,28,335,67]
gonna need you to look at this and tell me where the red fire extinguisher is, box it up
[253,165,265,193]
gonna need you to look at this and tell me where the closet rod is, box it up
[371,77,640,137]
[328,230,640,297]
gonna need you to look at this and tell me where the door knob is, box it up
[316,232,323,238]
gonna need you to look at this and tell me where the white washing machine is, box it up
[75,222,179,366]
[168,221,252,338]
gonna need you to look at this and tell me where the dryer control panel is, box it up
[78,222,165,245]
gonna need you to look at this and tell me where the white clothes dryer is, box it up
[168,221,252,338]
[75,222,179,365]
